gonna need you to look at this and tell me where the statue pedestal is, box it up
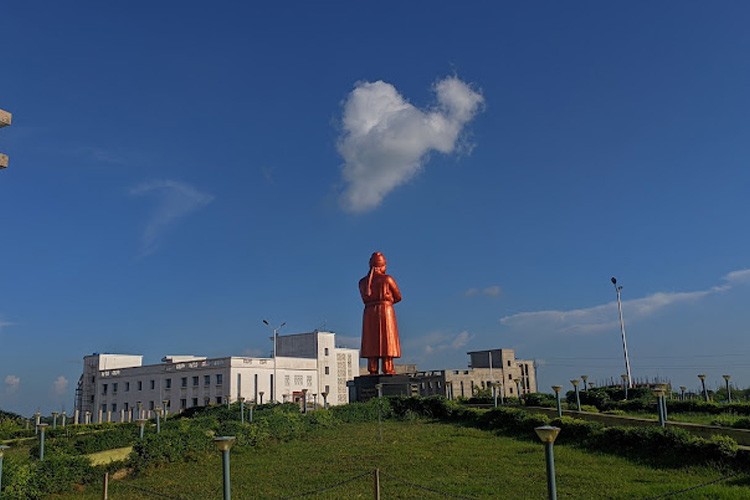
[347,374,414,402]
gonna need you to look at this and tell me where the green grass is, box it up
[52,420,750,499]
[86,446,132,466]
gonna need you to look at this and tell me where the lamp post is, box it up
[534,426,561,500]
[679,386,687,401]
[621,374,629,400]
[238,397,245,424]
[34,411,41,434]
[214,436,236,500]
[301,389,308,414]
[570,379,581,412]
[258,391,264,405]
[263,320,286,404]
[38,423,49,461]
[0,445,9,492]
[611,277,633,388]
[698,374,708,402]
[722,375,732,403]
[162,400,170,420]
[52,411,59,430]
[581,375,588,393]
[552,386,563,418]
[499,383,504,405]
[226,394,231,409]
[514,378,522,403]
[155,407,162,433]
[321,391,329,409]
[654,388,666,427]
[61,411,67,428]
[490,382,498,408]
[136,418,148,440]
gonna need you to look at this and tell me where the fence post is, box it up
[373,468,381,500]
[102,472,109,500]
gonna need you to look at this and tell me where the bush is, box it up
[129,427,212,475]
[524,392,556,408]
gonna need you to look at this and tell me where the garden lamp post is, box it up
[136,418,148,440]
[238,397,245,424]
[38,423,49,461]
[514,378,522,403]
[621,374,629,400]
[34,411,41,434]
[162,400,170,419]
[214,436,236,500]
[0,445,9,492]
[61,411,67,428]
[52,411,58,430]
[313,393,318,409]
[226,394,231,409]
[322,391,329,409]
[301,389,308,414]
[552,386,563,417]
[258,391,264,405]
[155,407,162,433]
[249,403,255,423]
[653,388,666,427]
[499,383,504,405]
[570,379,581,412]
[722,375,732,403]
[679,386,687,401]
[263,320,285,403]
[490,382,498,408]
[581,375,588,392]
[534,426,561,500]
[698,374,708,402]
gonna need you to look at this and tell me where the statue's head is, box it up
[369,252,386,268]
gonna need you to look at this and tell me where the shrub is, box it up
[524,392,556,408]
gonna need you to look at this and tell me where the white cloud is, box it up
[337,76,484,213]
[500,268,750,336]
[53,376,69,396]
[130,180,214,256]
[418,330,474,355]
[465,286,502,297]
[0,318,13,333]
[4,375,20,393]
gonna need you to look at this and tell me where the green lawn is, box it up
[53,420,750,499]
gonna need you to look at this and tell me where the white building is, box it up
[74,331,358,423]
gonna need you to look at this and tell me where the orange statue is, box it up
[359,252,402,375]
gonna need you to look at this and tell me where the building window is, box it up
[204,375,210,386]
[180,399,187,409]
[113,382,118,393]
[216,396,222,404]
[165,378,172,389]
[216,374,223,385]
[306,376,312,387]
[294,375,303,385]
[125,382,130,391]
[181,377,188,388]
[285,375,290,386]
[192,398,198,407]
[508,374,512,380]
[90,395,95,403]
[150,380,155,390]
[192,376,199,387]
[124,402,129,411]
[137,381,143,391]
[324,347,329,356]
[204,396,210,406]
[102,383,108,395]
[324,366,330,375]
[102,403,107,412]
[507,360,511,367]
[325,385,330,393]
[112,403,117,412]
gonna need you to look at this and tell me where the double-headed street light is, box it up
[263,320,286,403]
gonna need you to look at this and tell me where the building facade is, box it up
[411,349,537,400]
[74,331,358,423]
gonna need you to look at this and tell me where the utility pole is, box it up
[611,277,633,388]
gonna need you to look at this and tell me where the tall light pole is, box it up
[263,320,285,403]
[723,375,732,403]
[611,277,633,389]
[698,374,708,402]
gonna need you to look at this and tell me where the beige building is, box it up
[74,331,358,423]
[410,349,537,400]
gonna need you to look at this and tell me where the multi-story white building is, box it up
[74,331,358,423]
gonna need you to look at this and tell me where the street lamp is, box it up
[698,374,708,402]
[301,389,308,414]
[570,379,581,412]
[534,426,561,500]
[258,391,264,405]
[551,386,563,418]
[155,407,162,433]
[580,375,588,393]
[679,386,687,401]
[513,377,522,403]
[611,277,633,388]
[163,400,170,419]
[722,375,732,403]
[136,418,148,440]
[321,391,329,409]
[263,320,286,403]
[653,387,666,427]
[214,436,236,500]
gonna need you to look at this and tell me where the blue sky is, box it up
[2,2,750,415]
